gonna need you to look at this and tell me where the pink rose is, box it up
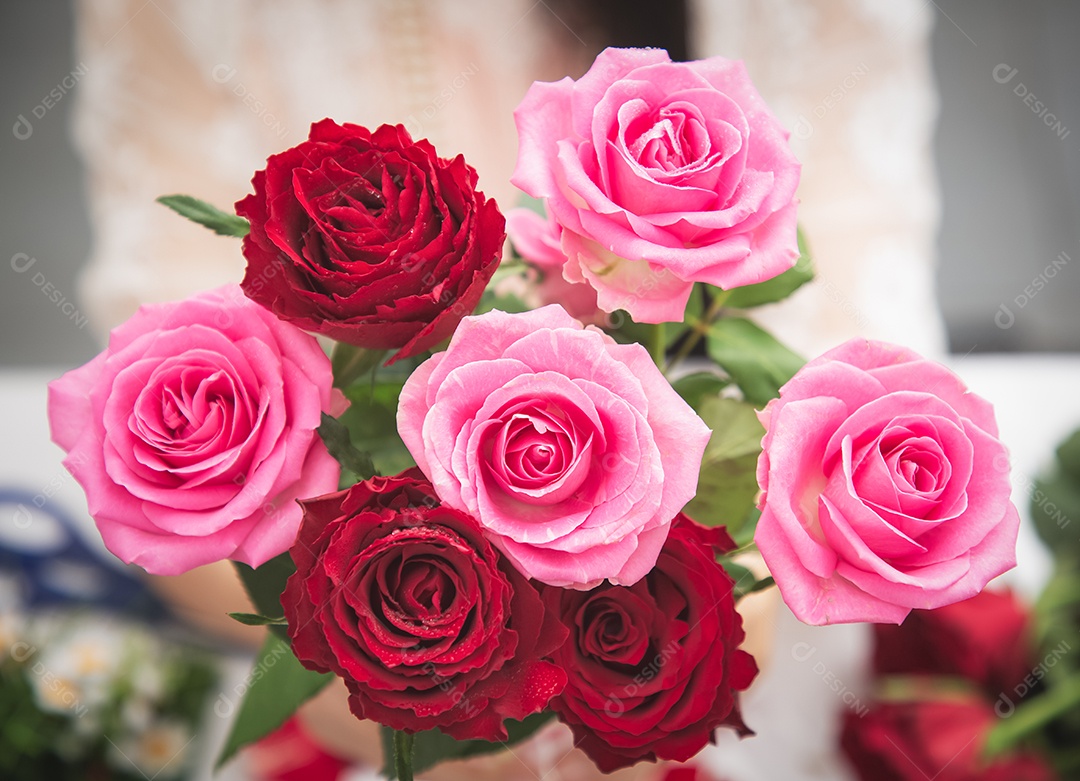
[754,339,1019,625]
[397,305,710,589]
[48,285,345,575]
[512,47,800,324]
[505,208,604,326]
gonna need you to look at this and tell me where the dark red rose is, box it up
[237,120,505,363]
[873,589,1034,698]
[282,469,567,740]
[841,699,1057,781]
[542,515,757,772]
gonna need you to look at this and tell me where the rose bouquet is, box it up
[47,47,1021,778]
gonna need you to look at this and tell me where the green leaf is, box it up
[740,576,775,598]
[228,612,288,627]
[233,552,296,640]
[983,672,1080,760]
[1031,474,1080,554]
[719,558,774,600]
[683,397,764,542]
[216,633,332,769]
[672,372,730,411]
[723,226,813,309]
[720,558,755,590]
[380,712,555,779]
[318,412,378,480]
[156,194,250,237]
[706,317,804,407]
[1032,564,1080,675]
[339,380,416,478]
[732,506,762,548]
[1056,429,1080,478]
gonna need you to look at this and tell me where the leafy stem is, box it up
[666,288,732,373]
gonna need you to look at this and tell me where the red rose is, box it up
[542,515,757,772]
[282,469,567,740]
[248,717,349,781]
[841,699,1057,781]
[872,589,1034,698]
[237,120,505,362]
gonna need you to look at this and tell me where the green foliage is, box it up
[672,371,730,410]
[338,380,417,478]
[1031,429,1080,554]
[719,558,775,600]
[318,412,378,483]
[985,424,1080,774]
[216,633,332,769]
[706,317,804,407]
[682,397,764,545]
[156,194,250,237]
[380,712,556,779]
[227,612,289,627]
[331,343,388,389]
[233,552,296,641]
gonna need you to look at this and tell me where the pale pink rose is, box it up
[397,305,710,589]
[512,47,800,324]
[48,285,346,575]
[754,339,1019,625]
[505,208,604,326]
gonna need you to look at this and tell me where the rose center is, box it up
[524,442,555,470]
[397,559,455,616]
[887,443,945,494]
[579,594,649,667]
[503,413,570,481]
[628,106,708,172]
[135,365,247,464]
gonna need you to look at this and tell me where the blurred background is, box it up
[1,0,1077,365]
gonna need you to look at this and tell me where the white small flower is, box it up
[129,655,166,700]
[34,621,124,713]
[110,719,194,780]
[121,695,155,731]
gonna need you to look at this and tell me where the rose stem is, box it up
[665,287,733,373]
[983,672,1080,759]
[393,730,415,781]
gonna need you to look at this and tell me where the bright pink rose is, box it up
[754,339,1019,625]
[513,47,800,324]
[397,305,710,589]
[505,208,604,326]
[48,285,345,575]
